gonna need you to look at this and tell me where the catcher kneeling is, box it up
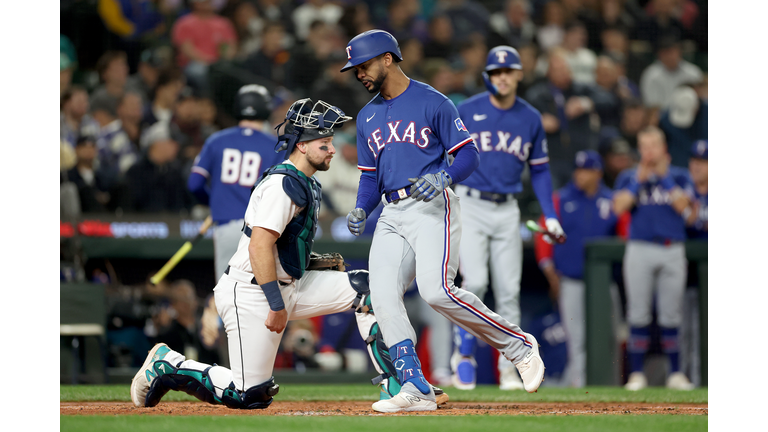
[130,99,448,410]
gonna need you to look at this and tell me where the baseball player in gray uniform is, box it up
[342,30,545,413]
[130,99,450,409]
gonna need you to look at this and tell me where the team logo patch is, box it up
[454,118,467,132]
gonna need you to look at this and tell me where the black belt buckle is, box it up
[386,188,411,203]
[479,191,508,203]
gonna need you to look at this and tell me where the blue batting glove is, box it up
[347,208,367,236]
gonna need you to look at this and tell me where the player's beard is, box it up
[365,73,386,94]
[308,153,332,171]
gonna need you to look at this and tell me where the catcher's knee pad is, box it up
[349,270,373,313]
[149,362,222,406]
[221,377,280,410]
[365,322,401,397]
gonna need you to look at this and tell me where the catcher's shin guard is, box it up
[148,362,223,406]
[365,322,402,398]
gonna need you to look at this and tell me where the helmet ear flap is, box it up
[482,71,498,96]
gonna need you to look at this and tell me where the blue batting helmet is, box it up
[482,45,523,95]
[340,30,403,72]
[234,84,272,121]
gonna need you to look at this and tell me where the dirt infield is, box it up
[60,401,708,416]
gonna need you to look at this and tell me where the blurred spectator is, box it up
[534,150,627,387]
[312,131,360,220]
[126,121,192,212]
[618,98,647,148]
[658,85,707,168]
[311,53,371,119]
[90,50,130,118]
[61,34,78,97]
[117,91,145,146]
[292,0,343,42]
[631,0,687,51]
[61,85,100,148]
[171,0,237,94]
[453,37,487,96]
[64,135,112,213]
[585,0,636,52]
[286,20,339,95]
[423,14,454,59]
[516,43,542,96]
[379,0,428,43]
[92,94,139,183]
[685,140,707,239]
[141,67,185,129]
[422,59,463,105]
[639,34,702,124]
[97,0,166,41]
[488,0,537,49]
[243,20,290,85]
[561,20,597,85]
[170,87,208,171]
[436,0,491,42]
[525,48,606,188]
[600,24,630,61]
[253,0,294,31]
[339,2,376,41]
[225,0,265,60]
[126,46,172,103]
[612,125,696,391]
[398,37,427,82]
[599,136,635,188]
[155,279,220,364]
[594,54,638,128]
[536,0,566,52]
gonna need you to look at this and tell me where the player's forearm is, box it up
[248,228,284,311]
[613,190,636,215]
[529,163,557,219]
[444,144,479,184]
[187,172,210,205]
[354,171,380,216]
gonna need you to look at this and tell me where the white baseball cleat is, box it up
[624,372,648,391]
[130,343,172,407]
[666,372,695,390]
[514,333,545,393]
[371,382,437,413]
[499,366,525,391]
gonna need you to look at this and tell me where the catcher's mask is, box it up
[274,98,352,154]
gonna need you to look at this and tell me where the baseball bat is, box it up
[150,215,214,285]
[525,220,567,244]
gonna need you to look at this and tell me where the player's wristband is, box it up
[659,174,676,190]
[260,280,285,311]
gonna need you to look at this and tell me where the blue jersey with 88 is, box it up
[191,126,286,223]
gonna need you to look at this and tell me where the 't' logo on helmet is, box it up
[496,50,508,64]
[346,46,352,59]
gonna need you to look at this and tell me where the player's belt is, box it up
[460,186,515,204]
[225,265,291,287]
[384,187,412,203]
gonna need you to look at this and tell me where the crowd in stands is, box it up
[60,0,707,218]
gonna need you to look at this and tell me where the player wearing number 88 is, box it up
[188,85,287,280]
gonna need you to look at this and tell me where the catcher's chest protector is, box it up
[260,164,321,280]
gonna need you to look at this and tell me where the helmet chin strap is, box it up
[482,71,499,96]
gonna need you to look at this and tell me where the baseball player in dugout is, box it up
[187,84,286,281]
[450,45,565,391]
[613,125,696,391]
[131,98,450,410]
[534,150,629,388]
[343,30,546,413]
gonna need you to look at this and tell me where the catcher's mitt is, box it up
[307,251,348,271]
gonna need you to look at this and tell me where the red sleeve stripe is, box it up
[358,165,376,171]
[529,156,550,165]
[191,166,210,178]
[447,137,474,154]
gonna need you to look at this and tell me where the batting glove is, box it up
[542,218,566,244]
[347,208,367,236]
[408,170,453,202]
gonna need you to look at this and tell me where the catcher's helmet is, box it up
[340,30,403,72]
[234,84,272,121]
[274,99,353,155]
[482,46,523,95]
